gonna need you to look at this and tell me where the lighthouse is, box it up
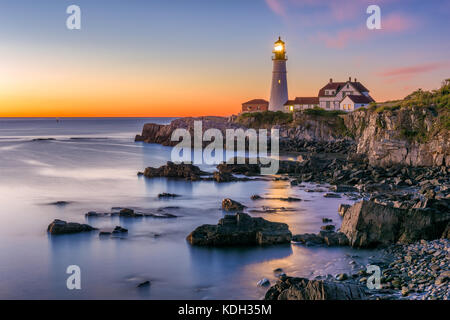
[268,37,288,111]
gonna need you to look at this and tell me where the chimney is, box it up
[349,76,351,82]
[329,78,333,83]
[354,78,357,82]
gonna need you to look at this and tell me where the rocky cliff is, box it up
[135,116,245,147]
[343,107,449,167]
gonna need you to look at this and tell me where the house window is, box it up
[278,80,281,84]
[326,101,330,109]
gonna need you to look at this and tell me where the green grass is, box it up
[237,111,293,126]
[303,107,346,117]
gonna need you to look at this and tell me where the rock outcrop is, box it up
[264,276,367,300]
[135,116,245,147]
[292,231,349,247]
[340,200,450,247]
[47,219,97,235]
[186,213,292,246]
[143,161,208,180]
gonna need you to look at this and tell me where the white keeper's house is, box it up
[318,77,374,111]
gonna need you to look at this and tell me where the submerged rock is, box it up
[264,276,366,300]
[222,198,246,211]
[47,219,97,235]
[46,201,72,206]
[137,280,151,288]
[158,193,180,198]
[340,200,450,247]
[186,213,292,246]
[118,208,143,218]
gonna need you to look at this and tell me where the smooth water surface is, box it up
[0,118,378,299]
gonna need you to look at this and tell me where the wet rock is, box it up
[251,195,262,200]
[118,208,143,218]
[213,171,235,182]
[264,276,367,300]
[143,161,208,180]
[292,233,324,246]
[186,213,292,246]
[323,193,341,198]
[137,280,151,288]
[47,201,72,206]
[113,226,128,233]
[158,193,180,198]
[330,185,358,193]
[321,231,349,246]
[47,219,97,235]
[340,200,450,247]
[321,225,335,231]
[85,211,110,217]
[222,198,246,211]
[322,218,333,223]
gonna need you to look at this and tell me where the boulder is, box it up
[213,171,235,182]
[320,231,349,246]
[222,198,246,211]
[118,208,143,217]
[143,161,208,180]
[320,224,335,231]
[47,219,97,235]
[186,213,292,246]
[292,233,324,246]
[340,200,450,247]
[264,277,367,300]
[292,231,348,247]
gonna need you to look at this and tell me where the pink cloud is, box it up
[313,12,414,48]
[316,27,369,49]
[382,13,414,31]
[265,0,287,18]
[378,62,449,77]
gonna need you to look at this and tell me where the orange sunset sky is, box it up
[1,0,449,117]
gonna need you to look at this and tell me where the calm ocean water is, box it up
[0,117,378,299]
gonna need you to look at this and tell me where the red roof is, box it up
[284,97,319,105]
[242,99,269,105]
[343,95,374,104]
[318,81,369,97]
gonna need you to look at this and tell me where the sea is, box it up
[0,117,380,299]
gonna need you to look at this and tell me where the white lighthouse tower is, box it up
[268,37,288,111]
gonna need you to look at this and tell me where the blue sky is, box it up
[0,0,449,116]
